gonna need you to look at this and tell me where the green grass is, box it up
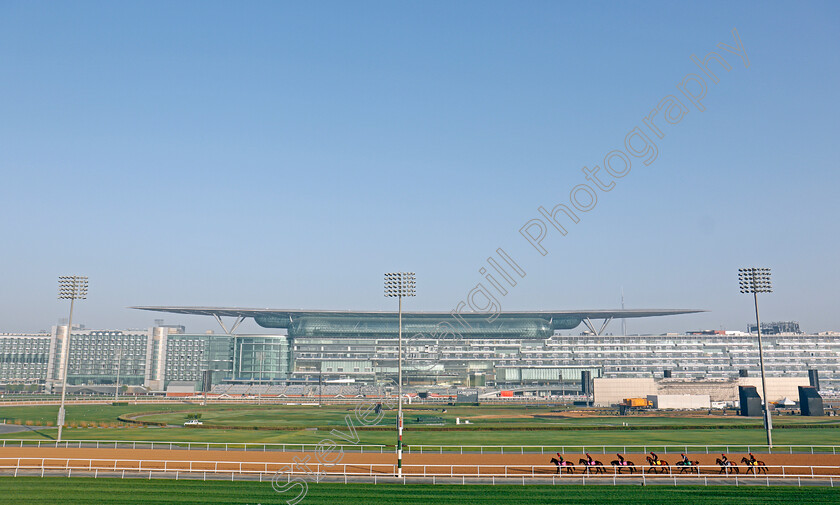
[2,478,839,504]
[4,403,838,429]
[3,425,840,450]
[2,404,839,449]
[0,404,212,425]
[119,405,840,429]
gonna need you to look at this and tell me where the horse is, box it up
[716,458,739,474]
[610,459,636,474]
[675,459,700,474]
[741,457,767,475]
[550,457,575,474]
[645,455,670,474]
[578,458,605,474]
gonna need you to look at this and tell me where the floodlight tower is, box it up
[739,267,773,448]
[57,275,88,442]
[384,272,416,477]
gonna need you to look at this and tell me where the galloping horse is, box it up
[645,455,670,474]
[610,458,636,474]
[741,457,767,475]
[579,458,606,474]
[550,457,575,474]
[675,459,700,474]
[716,458,739,475]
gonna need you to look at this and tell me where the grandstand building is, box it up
[1,307,838,392]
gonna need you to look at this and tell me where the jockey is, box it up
[616,453,626,465]
[680,453,690,465]
[748,452,757,465]
[552,453,565,473]
[586,453,595,465]
[720,453,729,465]
[650,452,660,465]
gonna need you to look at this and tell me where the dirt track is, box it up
[1,447,838,477]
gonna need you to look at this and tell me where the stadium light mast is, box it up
[739,267,773,448]
[57,275,88,443]
[384,272,416,478]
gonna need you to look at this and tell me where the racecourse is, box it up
[2,401,840,504]
[2,403,840,448]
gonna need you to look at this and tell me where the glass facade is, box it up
[233,335,289,381]
[59,330,150,386]
[163,334,235,388]
[289,332,840,389]
[0,333,51,385]
[283,316,562,340]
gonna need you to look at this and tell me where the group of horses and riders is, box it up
[549,452,767,475]
[548,453,612,474]
[716,452,768,475]
[549,453,635,475]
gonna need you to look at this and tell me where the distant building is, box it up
[593,376,810,406]
[748,321,802,335]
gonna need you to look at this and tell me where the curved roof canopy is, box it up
[131,306,703,332]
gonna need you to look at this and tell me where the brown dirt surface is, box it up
[1,447,838,477]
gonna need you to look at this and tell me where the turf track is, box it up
[3,478,840,504]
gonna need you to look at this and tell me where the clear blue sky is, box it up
[2,1,838,334]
